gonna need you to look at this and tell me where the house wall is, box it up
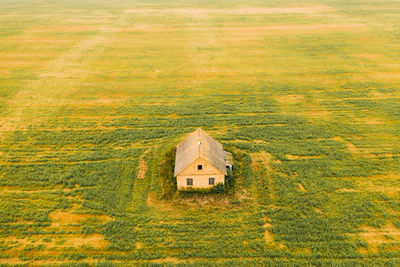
[176,157,225,189]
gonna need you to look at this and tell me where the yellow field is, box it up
[0,0,399,265]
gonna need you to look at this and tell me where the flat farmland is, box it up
[1,0,400,265]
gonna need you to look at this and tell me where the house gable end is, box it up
[178,157,225,177]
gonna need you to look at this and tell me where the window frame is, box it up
[209,177,215,185]
[197,165,203,171]
[186,178,193,186]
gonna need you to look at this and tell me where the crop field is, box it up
[1,0,400,265]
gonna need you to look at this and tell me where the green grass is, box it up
[0,0,400,265]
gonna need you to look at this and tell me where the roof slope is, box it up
[174,128,227,176]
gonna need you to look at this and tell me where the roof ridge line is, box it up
[198,128,201,157]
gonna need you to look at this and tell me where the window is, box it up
[198,165,203,170]
[187,178,193,186]
[209,177,215,185]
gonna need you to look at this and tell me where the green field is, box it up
[1,0,400,265]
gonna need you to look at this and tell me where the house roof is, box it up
[174,128,227,176]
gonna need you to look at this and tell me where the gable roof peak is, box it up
[174,128,227,176]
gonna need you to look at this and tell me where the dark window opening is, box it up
[198,165,203,170]
[187,178,193,186]
[209,177,215,185]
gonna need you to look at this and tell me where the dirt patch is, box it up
[372,91,390,99]
[49,210,90,227]
[19,234,108,251]
[146,193,179,212]
[275,94,304,104]
[276,171,289,177]
[359,222,400,252]
[230,139,252,143]
[4,236,32,246]
[38,233,107,250]
[295,247,312,255]
[345,142,372,155]
[251,151,272,171]
[65,233,108,249]
[264,222,273,243]
[137,148,150,179]
[315,208,323,214]
[151,257,181,264]
[286,154,323,160]
[332,136,345,142]
[358,247,369,255]
[137,159,147,179]
[49,210,112,227]
[0,258,27,265]
[298,182,306,192]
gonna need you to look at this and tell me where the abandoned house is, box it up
[174,128,233,190]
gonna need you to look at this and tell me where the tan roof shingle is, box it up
[174,128,227,176]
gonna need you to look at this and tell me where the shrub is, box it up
[159,146,177,199]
